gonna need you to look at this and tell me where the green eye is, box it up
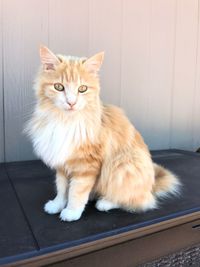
[54,83,64,91]
[78,85,88,93]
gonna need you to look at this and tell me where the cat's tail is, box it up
[153,163,181,198]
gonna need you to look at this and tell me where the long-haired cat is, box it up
[25,46,181,221]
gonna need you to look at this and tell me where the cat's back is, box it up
[101,105,135,145]
[102,104,132,127]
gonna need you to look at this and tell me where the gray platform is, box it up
[0,150,200,266]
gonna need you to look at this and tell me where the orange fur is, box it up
[26,46,181,221]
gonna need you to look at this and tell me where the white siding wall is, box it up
[0,0,4,162]
[0,0,200,162]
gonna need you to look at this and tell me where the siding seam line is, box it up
[191,0,200,151]
[169,0,178,149]
[1,0,5,162]
[119,0,124,107]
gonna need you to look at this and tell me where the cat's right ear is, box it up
[39,45,60,71]
[83,52,104,74]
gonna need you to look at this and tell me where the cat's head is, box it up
[36,46,104,113]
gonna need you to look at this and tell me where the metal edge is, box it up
[2,211,200,267]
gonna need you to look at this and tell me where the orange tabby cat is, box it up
[26,46,181,221]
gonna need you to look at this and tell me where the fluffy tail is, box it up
[153,163,181,198]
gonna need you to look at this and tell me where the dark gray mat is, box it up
[5,150,200,249]
[0,164,37,258]
[0,150,199,265]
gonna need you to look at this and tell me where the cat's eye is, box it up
[54,83,64,91]
[78,85,88,93]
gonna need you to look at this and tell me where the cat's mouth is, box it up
[61,102,77,112]
[65,106,77,112]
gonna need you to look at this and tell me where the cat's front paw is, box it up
[59,207,83,222]
[44,198,66,214]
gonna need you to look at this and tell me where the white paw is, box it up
[96,199,119,212]
[59,207,83,222]
[44,198,66,214]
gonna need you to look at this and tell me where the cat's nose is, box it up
[67,101,76,107]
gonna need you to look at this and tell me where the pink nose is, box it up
[67,101,76,107]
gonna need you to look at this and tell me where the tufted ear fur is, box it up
[83,52,104,74]
[40,45,60,71]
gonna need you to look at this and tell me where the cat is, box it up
[25,46,181,222]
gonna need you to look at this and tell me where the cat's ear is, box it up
[40,45,60,71]
[83,52,104,74]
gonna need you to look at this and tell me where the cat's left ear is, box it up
[83,52,104,74]
[40,45,60,71]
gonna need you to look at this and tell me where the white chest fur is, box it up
[28,111,95,168]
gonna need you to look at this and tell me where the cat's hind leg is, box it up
[44,170,68,214]
[98,157,157,213]
[96,198,119,211]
